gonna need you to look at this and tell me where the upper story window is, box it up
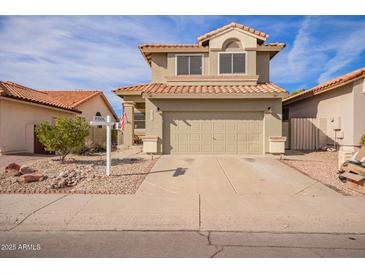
[176,55,202,75]
[219,52,246,74]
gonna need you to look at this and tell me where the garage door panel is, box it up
[163,111,263,154]
[201,122,213,131]
[213,143,225,153]
[201,143,213,153]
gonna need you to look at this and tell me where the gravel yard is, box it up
[281,151,363,196]
[0,147,158,194]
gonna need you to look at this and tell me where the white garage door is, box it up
[163,111,263,154]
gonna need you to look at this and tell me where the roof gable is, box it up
[198,22,269,45]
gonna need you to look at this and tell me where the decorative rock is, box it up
[5,169,21,177]
[58,171,68,178]
[5,163,21,177]
[19,172,44,183]
[19,165,36,175]
[5,163,21,171]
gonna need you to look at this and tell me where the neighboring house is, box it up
[283,66,365,152]
[114,22,288,154]
[0,81,118,154]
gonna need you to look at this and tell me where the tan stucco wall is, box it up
[256,52,270,83]
[0,99,75,154]
[76,95,116,122]
[151,53,168,82]
[286,82,359,150]
[145,98,282,154]
[149,29,269,83]
[353,78,365,146]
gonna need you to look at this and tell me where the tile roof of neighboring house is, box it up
[0,81,118,119]
[45,90,119,120]
[283,66,365,103]
[44,90,100,108]
[114,82,287,95]
[198,22,269,43]
[0,81,80,113]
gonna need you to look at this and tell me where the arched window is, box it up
[222,39,242,51]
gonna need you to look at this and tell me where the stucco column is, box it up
[122,101,135,146]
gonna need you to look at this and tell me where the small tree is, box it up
[360,134,365,147]
[35,117,90,162]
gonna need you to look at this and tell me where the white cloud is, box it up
[271,16,365,89]
[0,16,193,115]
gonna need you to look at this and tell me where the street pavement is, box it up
[1,230,365,257]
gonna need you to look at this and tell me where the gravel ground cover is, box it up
[0,148,158,194]
[281,151,363,196]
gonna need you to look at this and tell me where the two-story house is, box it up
[114,23,288,154]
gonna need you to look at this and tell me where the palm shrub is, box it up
[35,117,90,162]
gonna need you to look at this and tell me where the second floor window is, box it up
[219,53,246,74]
[176,55,202,75]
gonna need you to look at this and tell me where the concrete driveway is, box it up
[138,155,338,196]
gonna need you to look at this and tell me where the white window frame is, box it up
[218,51,248,75]
[175,54,204,76]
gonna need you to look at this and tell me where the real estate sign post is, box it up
[90,115,114,176]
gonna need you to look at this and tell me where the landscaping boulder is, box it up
[19,165,36,175]
[19,172,44,183]
[5,163,21,177]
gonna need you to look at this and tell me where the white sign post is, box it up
[105,115,111,176]
[90,115,116,176]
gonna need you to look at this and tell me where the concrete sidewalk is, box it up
[1,194,365,234]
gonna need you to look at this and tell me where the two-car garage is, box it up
[163,111,264,154]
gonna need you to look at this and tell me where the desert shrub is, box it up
[35,117,90,162]
[360,134,365,147]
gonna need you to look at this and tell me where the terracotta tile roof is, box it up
[139,44,204,50]
[114,82,286,95]
[198,22,269,43]
[284,66,365,103]
[259,43,286,48]
[45,90,119,120]
[0,81,118,120]
[0,81,80,112]
[44,90,100,108]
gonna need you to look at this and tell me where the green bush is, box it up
[35,117,90,162]
[360,134,365,147]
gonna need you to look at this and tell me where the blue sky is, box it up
[1,15,365,117]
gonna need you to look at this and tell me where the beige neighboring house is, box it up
[0,81,118,155]
[114,22,288,155]
[283,66,365,152]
